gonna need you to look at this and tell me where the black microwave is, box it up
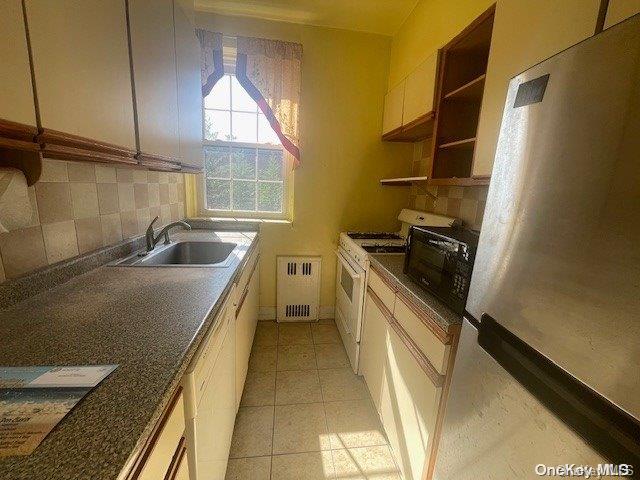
[404,226,479,314]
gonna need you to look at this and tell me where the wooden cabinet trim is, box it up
[0,118,38,143]
[123,386,184,480]
[38,128,137,165]
[136,152,182,171]
[367,286,445,388]
[164,436,187,480]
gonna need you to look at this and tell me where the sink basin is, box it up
[112,241,238,267]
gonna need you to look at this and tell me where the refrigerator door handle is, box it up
[478,314,640,467]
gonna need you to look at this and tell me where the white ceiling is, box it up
[194,0,420,36]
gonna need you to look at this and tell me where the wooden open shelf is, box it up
[438,137,476,150]
[380,176,430,186]
[429,6,495,184]
[443,74,486,101]
[428,176,490,186]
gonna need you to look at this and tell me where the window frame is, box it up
[198,74,293,221]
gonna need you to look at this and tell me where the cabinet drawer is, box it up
[393,296,448,375]
[368,268,395,313]
[137,391,185,480]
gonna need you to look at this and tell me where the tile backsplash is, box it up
[0,159,185,281]
[408,140,488,230]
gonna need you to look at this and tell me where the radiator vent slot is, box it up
[277,256,321,322]
[285,304,311,318]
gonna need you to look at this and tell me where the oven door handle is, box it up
[335,249,364,280]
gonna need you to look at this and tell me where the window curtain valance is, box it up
[196,29,223,97]
[196,31,302,167]
[236,36,302,166]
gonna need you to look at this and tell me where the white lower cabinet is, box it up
[360,287,445,480]
[183,292,236,480]
[359,290,389,410]
[235,255,260,406]
[381,326,441,480]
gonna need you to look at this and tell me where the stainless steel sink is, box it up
[111,241,238,267]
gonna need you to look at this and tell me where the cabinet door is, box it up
[25,0,135,148]
[382,81,405,135]
[359,291,388,410]
[380,327,441,480]
[195,312,236,479]
[0,1,36,127]
[604,0,640,29]
[402,51,438,126]
[128,0,180,159]
[235,263,259,405]
[472,0,601,177]
[174,0,204,171]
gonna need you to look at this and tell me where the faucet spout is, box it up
[145,217,191,252]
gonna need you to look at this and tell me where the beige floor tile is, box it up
[311,324,342,344]
[254,322,278,346]
[278,323,313,345]
[229,406,274,458]
[241,370,276,406]
[314,343,350,369]
[225,456,271,480]
[273,403,331,454]
[318,368,369,402]
[318,319,336,325]
[271,451,335,480]
[331,446,401,480]
[277,344,317,371]
[324,400,387,449]
[275,370,322,405]
[248,345,277,372]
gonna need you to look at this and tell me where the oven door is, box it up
[335,248,366,341]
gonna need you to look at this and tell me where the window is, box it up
[202,74,288,218]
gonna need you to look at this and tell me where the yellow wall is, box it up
[388,0,494,88]
[196,13,413,314]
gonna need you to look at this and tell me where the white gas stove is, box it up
[335,209,459,372]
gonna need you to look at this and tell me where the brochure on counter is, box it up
[0,365,118,457]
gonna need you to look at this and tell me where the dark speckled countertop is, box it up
[369,254,462,334]
[0,229,258,480]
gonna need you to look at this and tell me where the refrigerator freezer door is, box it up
[432,320,605,480]
[466,15,640,419]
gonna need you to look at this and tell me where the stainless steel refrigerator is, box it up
[432,14,640,480]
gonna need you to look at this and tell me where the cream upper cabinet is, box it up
[0,1,36,127]
[604,0,640,28]
[382,80,405,135]
[472,0,601,177]
[128,0,180,160]
[402,51,438,126]
[174,0,204,170]
[25,0,136,147]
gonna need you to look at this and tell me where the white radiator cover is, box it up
[276,256,321,322]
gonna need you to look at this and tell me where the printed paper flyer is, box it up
[0,365,118,457]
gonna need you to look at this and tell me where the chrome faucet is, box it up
[145,216,191,252]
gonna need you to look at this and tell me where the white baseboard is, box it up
[259,305,335,321]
